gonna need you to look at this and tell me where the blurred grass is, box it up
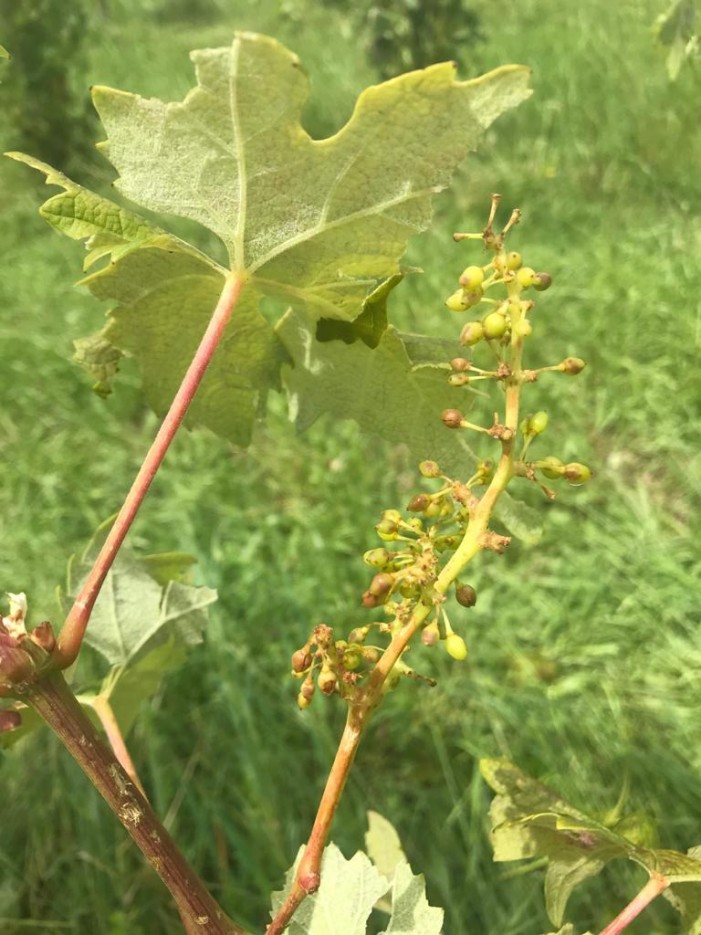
[1,0,701,933]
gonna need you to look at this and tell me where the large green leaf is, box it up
[270,843,443,935]
[10,33,531,446]
[481,759,701,929]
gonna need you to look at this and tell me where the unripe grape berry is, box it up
[563,462,592,486]
[291,649,312,673]
[375,519,399,541]
[363,647,380,664]
[343,648,363,671]
[540,456,565,479]
[424,500,444,519]
[442,408,464,429]
[348,627,368,643]
[444,633,468,661]
[382,509,402,523]
[462,287,484,308]
[405,517,424,534]
[450,357,470,372]
[318,666,337,694]
[455,583,477,607]
[561,356,586,375]
[363,547,392,567]
[533,272,552,291]
[407,493,431,513]
[459,321,484,347]
[445,289,468,312]
[419,460,441,478]
[297,691,312,710]
[505,251,523,270]
[530,410,549,435]
[459,265,485,289]
[368,573,394,598]
[514,319,533,338]
[448,373,470,387]
[300,678,315,702]
[516,266,539,289]
[482,311,508,340]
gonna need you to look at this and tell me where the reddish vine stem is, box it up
[598,874,668,935]
[54,273,245,668]
[23,672,246,935]
[90,693,147,798]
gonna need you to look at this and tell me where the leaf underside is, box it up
[8,32,531,453]
[481,758,701,929]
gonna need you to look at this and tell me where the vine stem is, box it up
[54,273,245,668]
[23,672,246,935]
[598,874,669,935]
[267,294,526,935]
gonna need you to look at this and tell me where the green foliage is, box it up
[271,818,443,934]
[11,33,530,448]
[0,0,97,171]
[654,0,699,79]
[481,759,701,929]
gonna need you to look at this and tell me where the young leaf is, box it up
[480,759,632,926]
[482,759,701,929]
[379,861,443,935]
[270,844,388,935]
[10,33,531,446]
[63,521,216,667]
[271,843,444,935]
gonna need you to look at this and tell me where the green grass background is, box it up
[1,0,701,932]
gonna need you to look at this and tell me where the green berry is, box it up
[540,456,565,479]
[363,547,392,567]
[459,321,484,347]
[455,583,477,607]
[368,572,394,598]
[482,311,508,340]
[297,691,312,710]
[564,462,592,486]
[291,649,312,673]
[448,373,470,387]
[407,493,431,513]
[419,460,441,478]
[516,266,539,289]
[459,265,485,289]
[318,666,337,694]
[514,319,533,338]
[445,633,468,661]
[375,519,399,541]
[462,287,484,308]
[561,356,586,375]
[530,410,549,435]
[382,509,402,523]
[442,408,464,429]
[505,251,522,270]
[445,289,468,312]
[343,647,363,671]
[533,272,552,291]
[421,621,440,646]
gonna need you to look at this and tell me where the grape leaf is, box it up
[481,759,701,928]
[366,810,407,913]
[10,33,531,446]
[63,521,216,667]
[271,844,388,935]
[380,861,443,935]
[271,843,443,935]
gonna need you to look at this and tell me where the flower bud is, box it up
[421,621,440,646]
[448,372,470,387]
[449,357,470,372]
